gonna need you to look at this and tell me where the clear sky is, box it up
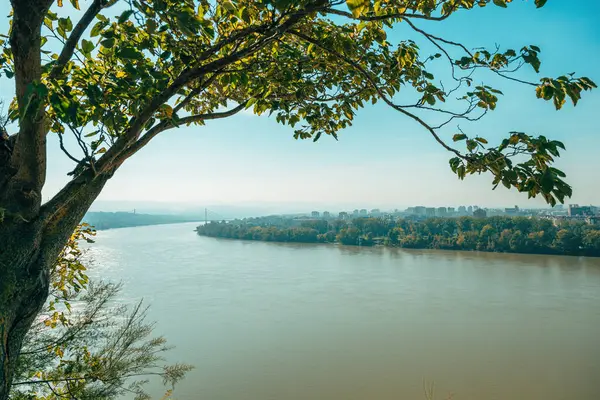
[1,1,599,212]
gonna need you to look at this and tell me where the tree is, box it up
[0,0,595,396]
[553,228,581,255]
[582,230,600,257]
[337,227,360,245]
[478,223,497,251]
[12,284,191,400]
[10,226,191,399]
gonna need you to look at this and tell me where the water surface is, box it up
[87,222,600,400]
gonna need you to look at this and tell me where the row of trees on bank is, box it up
[196,216,600,257]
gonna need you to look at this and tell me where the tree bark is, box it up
[0,171,110,400]
[3,0,54,220]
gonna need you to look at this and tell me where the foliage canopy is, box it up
[1,0,595,210]
[197,215,600,257]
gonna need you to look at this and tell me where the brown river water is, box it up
[86,222,600,400]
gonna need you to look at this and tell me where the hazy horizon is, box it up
[87,199,590,219]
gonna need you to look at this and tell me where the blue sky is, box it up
[1,1,599,211]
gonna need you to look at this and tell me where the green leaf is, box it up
[493,0,508,8]
[100,38,115,48]
[346,0,370,18]
[58,17,73,33]
[81,39,95,56]
[535,0,548,8]
[540,170,554,193]
[222,1,236,12]
[580,77,597,88]
[453,133,467,142]
[44,17,54,30]
[273,0,295,11]
[116,47,143,60]
[90,21,107,37]
[245,98,257,109]
[118,10,134,24]
[466,139,477,152]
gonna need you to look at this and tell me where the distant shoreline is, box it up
[93,220,204,231]
[83,211,203,230]
[196,215,600,258]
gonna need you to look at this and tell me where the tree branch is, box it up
[120,102,248,162]
[323,7,449,22]
[56,133,83,165]
[289,29,463,158]
[49,0,105,80]
[401,18,537,87]
[92,2,325,177]
[12,372,165,386]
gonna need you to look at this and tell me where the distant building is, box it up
[458,206,467,215]
[467,206,473,213]
[311,211,320,218]
[370,209,381,216]
[550,209,568,217]
[406,207,416,215]
[426,207,436,217]
[322,211,331,219]
[359,209,368,216]
[505,205,519,216]
[414,206,426,216]
[437,207,447,217]
[568,204,594,217]
[447,207,455,215]
[473,208,487,218]
[339,211,349,219]
[353,209,359,216]
[487,209,504,217]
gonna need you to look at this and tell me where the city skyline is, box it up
[86,198,598,219]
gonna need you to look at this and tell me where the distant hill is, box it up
[83,212,202,230]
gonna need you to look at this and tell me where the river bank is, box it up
[196,215,600,257]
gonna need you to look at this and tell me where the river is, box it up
[86,222,600,400]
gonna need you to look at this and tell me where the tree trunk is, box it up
[0,172,110,400]
[0,219,48,399]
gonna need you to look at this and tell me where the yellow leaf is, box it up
[57,0,63,6]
